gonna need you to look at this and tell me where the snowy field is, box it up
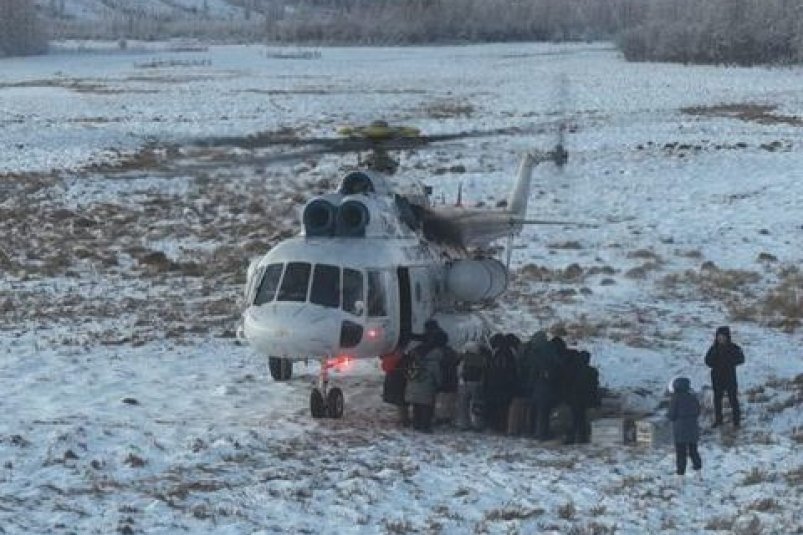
[1,43,802,533]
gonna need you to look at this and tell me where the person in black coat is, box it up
[382,350,412,427]
[483,334,518,432]
[565,351,599,444]
[704,325,745,427]
[667,377,702,478]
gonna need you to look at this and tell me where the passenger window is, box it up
[310,264,340,308]
[343,268,364,315]
[367,270,387,317]
[254,263,283,306]
[277,262,311,302]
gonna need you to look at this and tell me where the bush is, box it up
[0,0,48,57]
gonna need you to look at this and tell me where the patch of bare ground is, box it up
[681,103,803,127]
[422,98,475,119]
[0,78,159,95]
[518,263,617,284]
[661,263,801,332]
[0,171,299,344]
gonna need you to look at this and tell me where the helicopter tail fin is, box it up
[507,152,537,223]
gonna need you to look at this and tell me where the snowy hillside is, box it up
[1,43,802,533]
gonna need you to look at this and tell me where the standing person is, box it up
[382,350,412,427]
[523,331,560,441]
[456,341,488,431]
[405,328,445,433]
[435,342,461,426]
[667,377,702,482]
[704,326,745,428]
[565,351,599,444]
[485,334,518,433]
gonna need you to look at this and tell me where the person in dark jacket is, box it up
[667,377,702,479]
[704,326,745,427]
[522,331,560,440]
[382,351,412,427]
[484,333,518,432]
[405,329,446,433]
[564,351,599,444]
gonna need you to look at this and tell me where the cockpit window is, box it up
[310,264,340,308]
[277,262,311,302]
[343,268,364,315]
[253,263,283,306]
[366,270,387,317]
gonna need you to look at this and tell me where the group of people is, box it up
[381,319,601,444]
[667,325,746,481]
[381,320,749,482]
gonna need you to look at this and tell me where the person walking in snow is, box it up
[667,377,702,479]
[704,326,745,428]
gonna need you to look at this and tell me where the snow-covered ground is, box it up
[1,42,802,533]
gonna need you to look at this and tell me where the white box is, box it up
[591,418,635,445]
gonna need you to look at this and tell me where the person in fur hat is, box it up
[668,377,702,480]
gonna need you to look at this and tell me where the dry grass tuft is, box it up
[484,505,544,522]
[747,498,779,512]
[627,249,662,261]
[549,240,584,250]
[557,501,577,520]
[785,465,803,486]
[625,261,662,279]
[705,516,734,531]
[741,467,772,486]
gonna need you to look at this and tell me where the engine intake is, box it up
[303,198,337,237]
[336,200,371,237]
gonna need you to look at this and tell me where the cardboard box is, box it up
[635,418,673,447]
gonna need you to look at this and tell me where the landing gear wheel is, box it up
[268,357,292,382]
[326,387,344,419]
[310,388,326,418]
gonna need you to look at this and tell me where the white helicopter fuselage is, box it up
[242,234,487,361]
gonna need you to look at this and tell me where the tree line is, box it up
[2,0,802,66]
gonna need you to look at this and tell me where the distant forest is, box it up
[2,0,802,66]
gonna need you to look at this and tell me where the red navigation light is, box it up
[331,355,353,369]
[366,327,382,340]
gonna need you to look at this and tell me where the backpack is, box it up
[406,346,427,381]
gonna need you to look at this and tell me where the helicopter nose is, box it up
[243,303,343,358]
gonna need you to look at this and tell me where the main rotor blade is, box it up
[510,218,597,228]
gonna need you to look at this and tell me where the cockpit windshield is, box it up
[310,264,340,308]
[254,262,375,316]
[343,268,364,315]
[254,263,283,306]
[277,262,311,302]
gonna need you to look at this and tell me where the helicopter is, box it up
[237,121,572,419]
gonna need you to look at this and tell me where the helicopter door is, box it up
[408,267,433,335]
[397,267,412,345]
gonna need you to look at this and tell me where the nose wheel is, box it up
[310,357,345,419]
